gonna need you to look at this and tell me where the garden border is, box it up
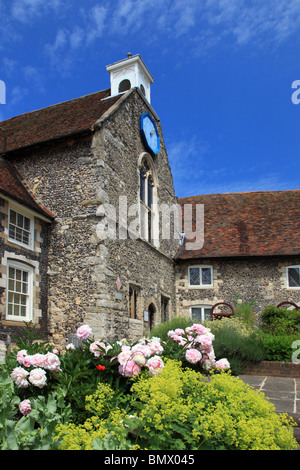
[243,361,300,377]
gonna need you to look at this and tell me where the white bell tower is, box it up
[106,53,154,103]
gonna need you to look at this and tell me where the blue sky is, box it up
[0,0,300,198]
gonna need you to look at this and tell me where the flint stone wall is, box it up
[10,90,178,343]
[176,256,300,319]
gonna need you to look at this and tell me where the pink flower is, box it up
[196,335,212,348]
[43,352,61,371]
[22,355,32,368]
[191,323,208,335]
[149,340,164,354]
[16,349,28,365]
[118,349,132,365]
[66,343,75,350]
[119,360,141,377]
[28,368,47,388]
[174,328,185,335]
[19,399,31,416]
[146,356,164,376]
[90,341,106,357]
[11,367,29,388]
[185,348,202,364]
[132,353,146,366]
[132,343,153,358]
[215,358,230,370]
[30,354,45,368]
[76,324,92,340]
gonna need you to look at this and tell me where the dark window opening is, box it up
[119,79,131,93]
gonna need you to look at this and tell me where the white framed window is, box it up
[8,207,34,249]
[190,305,212,322]
[286,266,300,289]
[6,260,33,322]
[188,265,213,287]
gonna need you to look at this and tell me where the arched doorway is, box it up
[148,303,156,332]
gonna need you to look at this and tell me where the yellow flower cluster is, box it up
[54,382,129,450]
[54,360,298,450]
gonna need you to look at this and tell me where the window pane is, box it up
[140,170,145,202]
[17,213,24,227]
[148,210,152,242]
[148,179,153,207]
[10,210,16,224]
[204,308,211,321]
[189,268,200,285]
[202,267,212,285]
[24,217,30,231]
[191,307,202,321]
[288,268,300,287]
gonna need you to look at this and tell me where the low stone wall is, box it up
[243,361,300,377]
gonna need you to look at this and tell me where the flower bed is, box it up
[0,322,298,451]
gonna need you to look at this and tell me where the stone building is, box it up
[0,54,178,344]
[175,191,300,321]
[0,54,299,345]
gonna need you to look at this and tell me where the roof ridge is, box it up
[178,188,300,200]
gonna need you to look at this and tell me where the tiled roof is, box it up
[0,157,55,220]
[176,190,300,260]
[0,89,122,153]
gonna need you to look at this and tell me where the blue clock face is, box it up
[140,112,160,155]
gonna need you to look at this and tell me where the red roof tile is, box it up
[0,89,122,153]
[176,190,300,260]
[0,157,55,219]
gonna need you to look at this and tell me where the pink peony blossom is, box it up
[30,354,45,368]
[11,367,29,388]
[132,343,153,358]
[43,352,61,371]
[185,348,202,364]
[119,360,141,377]
[195,335,212,348]
[19,399,31,416]
[118,349,132,365]
[66,343,75,350]
[146,355,164,376]
[149,340,164,354]
[76,324,92,340]
[174,328,185,335]
[191,323,208,335]
[28,368,47,388]
[132,353,146,366]
[90,341,106,357]
[22,355,33,368]
[215,358,230,370]
[16,349,28,365]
